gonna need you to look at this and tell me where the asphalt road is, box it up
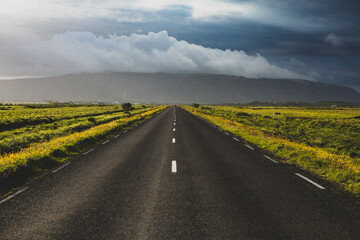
[1,106,360,239]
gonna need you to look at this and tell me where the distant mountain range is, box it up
[0,72,359,103]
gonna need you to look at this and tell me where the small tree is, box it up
[122,102,133,115]
[192,103,200,108]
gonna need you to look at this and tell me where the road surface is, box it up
[0,106,359,239]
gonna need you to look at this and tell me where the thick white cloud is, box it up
[0,31,308,79]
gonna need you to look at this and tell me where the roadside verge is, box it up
[181,106,360,195]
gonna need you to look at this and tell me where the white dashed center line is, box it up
[174,123,176,125]
[0,187,29,205]
[52,162,71,173]
[83,149,94,155]
[225,132,230,135]
[173,128,176,131]
[233,137,240,141]
[115,135,120,138]
[172,138,176,143]
[245,144,254,150]
[123,130,128,133]
[295,173,325,189]
[263,155,278,163]
[102,140,109,145]
[172,161,177,173]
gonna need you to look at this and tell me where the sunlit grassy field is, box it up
[0,104,166,177]
[218,106,360,119]
[182,105,360,194]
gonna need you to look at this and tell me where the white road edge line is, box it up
[172,138,176,143]
[233,137,240,141]
[0,187,29,205]
[124,130,128,133]
[245,144,254,150]
[52,162,71,173]
[172,160,177,173]
[115,135,120,138]
[225,132,230,135]
[263,155,278,163]
[102,140,109,145]
[295,173,325,189]
[83,149,94,155]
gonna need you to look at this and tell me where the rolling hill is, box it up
[0,72,359,103]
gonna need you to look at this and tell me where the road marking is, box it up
[115,135,120,138]
[83,149,94,155]
[173,128,176,131]
[52,162,71,173]
[263,155,278,163]
[172,161,177,173]
[225,132,230,135]
[0,187,29,205]
[245,144,254,150]
[102,140,109,145]
[295,173,325,189]
[174,123,176,125]
[124,130,128,133]
[172,138,176,143]
[233,137,240,141]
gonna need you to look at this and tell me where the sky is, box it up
[0,0,359,91]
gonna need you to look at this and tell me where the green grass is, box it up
[0,107,153,155]
[0,104,132,131]
[195,105,360,158]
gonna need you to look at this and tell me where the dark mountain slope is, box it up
[0,72,359,103]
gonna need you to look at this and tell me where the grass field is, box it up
[0,104,166,178]
[182,105,360,195]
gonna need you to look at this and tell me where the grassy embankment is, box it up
[0,105,152,155]
[0,104,166,179]
[182,105,360,195]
